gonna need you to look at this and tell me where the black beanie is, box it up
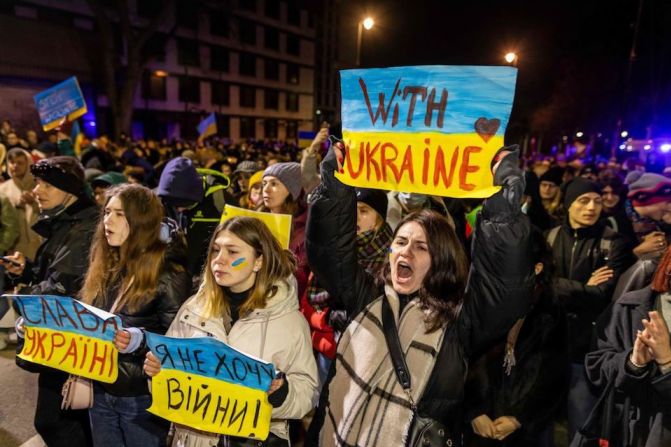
[355,188,388,221]
[562,177,602,209]
[31,156,85,197]
[539,166,564,186]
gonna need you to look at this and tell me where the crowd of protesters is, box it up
[0,117,670,447]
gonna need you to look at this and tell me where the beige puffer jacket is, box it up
[165,276,318,447]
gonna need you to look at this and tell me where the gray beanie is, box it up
[263,162,302,200]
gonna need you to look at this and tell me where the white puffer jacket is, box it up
[165,276,318,447]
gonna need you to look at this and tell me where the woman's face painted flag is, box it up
[337,65,518,198]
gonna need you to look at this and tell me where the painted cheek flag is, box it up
[34,77,87,132]
[337,65,518,198]
[10,295,122,383]
[197,112,218,142]
[220,205,292,250]
[145,333,275,440]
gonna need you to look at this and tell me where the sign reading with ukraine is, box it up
[338,66,517,198]
[33,77,87,132]
[145,333,275,440]
[12,295,121,383]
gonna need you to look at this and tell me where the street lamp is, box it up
[504,52,517,66]
[356,17,375,67]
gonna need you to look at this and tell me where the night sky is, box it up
[339,0,670,147]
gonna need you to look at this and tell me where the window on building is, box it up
[210,46,229,71]
[240,117,256,138]
[264,89,279,110]
[211,82,230,105]
[264,119,278,138]
[177,39,200,67]
[238,0,256,12]
[141,70,167,100]
[176,0,198,29]
[239,85,256,107]
[264,0,279,19]
[287,4,301,26]
[264,26,279,50]
[264,59,279,80]
[179,77,200,103]
[286,120,298,139]
[307,12,315,28]
[286,33,300,56]
[238,18,256,45]
[210,10,229,37]
[137,0,162,19]
[286,92,299,112]
[239,53,256,76]
[286,64,299,84]
[143,33,167,62]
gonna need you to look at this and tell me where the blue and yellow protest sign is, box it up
[338,65,517,198]
[221,205,292,249]
[11,295,122,383]
[145,333,275,440]
[33,77,87,132]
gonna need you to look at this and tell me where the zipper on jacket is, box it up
[569,230,578,280]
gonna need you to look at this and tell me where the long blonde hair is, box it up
[196,217,296,319]
[80,184,168,312]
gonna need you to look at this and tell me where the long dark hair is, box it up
[383,209,468,332]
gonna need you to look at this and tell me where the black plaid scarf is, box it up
[307,223,394,308]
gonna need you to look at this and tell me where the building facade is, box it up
[0,0,319,141]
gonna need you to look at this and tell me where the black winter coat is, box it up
[548,221,632,362]
[15,198,98,373]
[464,287,568,446]
[585,287,671,447]
[306,148,535,442]
[98,257,191,397]
[17,197,98,296]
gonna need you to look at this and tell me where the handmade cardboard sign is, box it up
[33,77,87,131]
[11,295,121,383]
[338,65,517,197]
[220,205,292,249]
[145,333,275,440]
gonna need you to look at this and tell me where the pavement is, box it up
[0,340,43,447]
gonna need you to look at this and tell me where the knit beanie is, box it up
[356,188,388,221]
[31,156,85,197]
[562,177,602,208]
[234,160,260,176]
[248,170,264,188]
[91,171,128,189]
[539,166,564,186]
[627,173,671,207]
[263,162,302,200]
[157,157,204,206]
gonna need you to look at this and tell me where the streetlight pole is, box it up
[356,17,374,67]
[356,21,363,67]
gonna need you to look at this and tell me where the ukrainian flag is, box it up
[70,120,84,156]
[197,112,217,142]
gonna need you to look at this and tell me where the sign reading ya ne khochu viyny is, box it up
[145,333,276,440]
[11,295,122,383]
[337,65,518,198]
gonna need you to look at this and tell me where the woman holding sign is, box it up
[80,184,192,447]
[144,216,318,447]
[305,143,534,446]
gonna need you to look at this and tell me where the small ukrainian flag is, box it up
[197,112,217,142]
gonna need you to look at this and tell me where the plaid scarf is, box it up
[319,286,446,446]
[307,224,393,307]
